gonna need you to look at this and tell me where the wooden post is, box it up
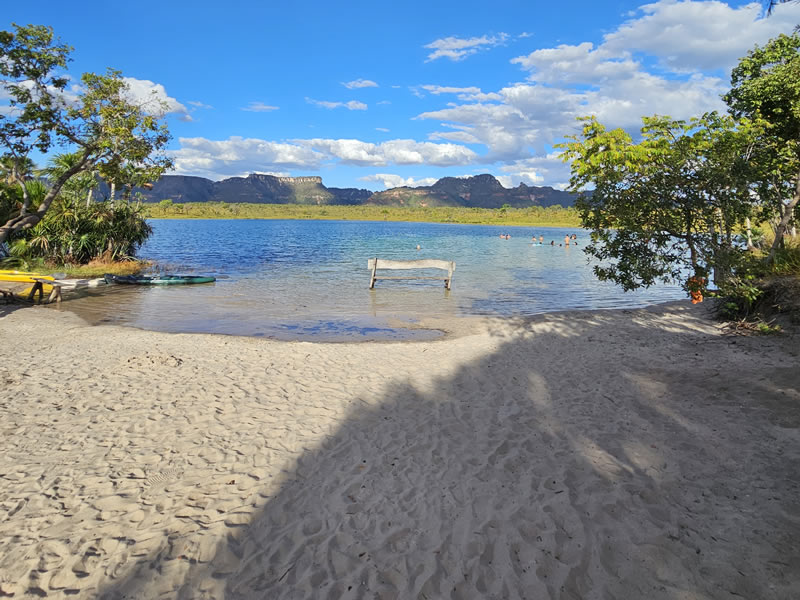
[369,257,378,289]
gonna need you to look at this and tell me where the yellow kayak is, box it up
[0,270,55,297]
[0,270,56,283]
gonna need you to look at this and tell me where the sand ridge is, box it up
[0,302,798,599]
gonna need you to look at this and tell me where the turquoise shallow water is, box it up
[63,219,686,341]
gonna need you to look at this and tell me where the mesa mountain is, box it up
[121,173,577,208]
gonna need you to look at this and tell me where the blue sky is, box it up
[4,0,800,190]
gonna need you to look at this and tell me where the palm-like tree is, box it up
[0,155,35,185]
[40,152,98,206]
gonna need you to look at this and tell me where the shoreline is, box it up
[39,294,695,344]
[1,301,798,598]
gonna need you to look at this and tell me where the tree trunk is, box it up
[109,182,116,206]
[86,187,93,208]
[745,216,754,249]
[767,171,800,263]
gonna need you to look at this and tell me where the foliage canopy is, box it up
[0,23,172,247]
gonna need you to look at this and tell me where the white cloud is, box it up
[306,98,368,110]
[424,33,509,62]
[415,85,502,102]
[511,42,640,85]
[420,85,482,95]
[171,136,325,180]
[297,138,478,166]
[242,102,279,112]
[375,127,390,132]
[603,0,800,73]
[415,0,789,163]
[498,153,570,189]
[122,77,189,120]
[359,174,439,189]
[169,1,800,189]
[188,100,213,109]
[170,136,478,180]
[343,79,378,89]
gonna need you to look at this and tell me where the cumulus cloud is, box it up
[416,0,788,163]
[603,0,800,73]
[171,136,325,180]
[242,102,279,112]
[170,1,800,188]
[170,136,479,180]
[342,79,378,89]
[424,33,509,62]
[497,153,571,190]
[122,77,190,120]
[306,98,368,110]
[511,42,640,85]
[359,174,440,189]
[297,138,478,166]
[420,85,482,95]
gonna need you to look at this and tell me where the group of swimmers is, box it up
[517,233,579,246]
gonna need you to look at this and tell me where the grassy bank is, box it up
[142,202,582,227]
[0,256,149,278]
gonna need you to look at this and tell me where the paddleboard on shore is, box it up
[104,274,216,285]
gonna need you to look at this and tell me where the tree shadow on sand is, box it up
[98,304,800,600]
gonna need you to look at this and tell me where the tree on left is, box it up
[0,23,172,246]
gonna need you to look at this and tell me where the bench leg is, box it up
[369,258,378,289]
[47,286,62,304]
[27,281,44,303]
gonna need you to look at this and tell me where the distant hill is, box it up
[367,174,575,208]
[100,174,372,206]
[107,173,576,208]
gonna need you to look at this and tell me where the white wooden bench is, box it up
[368,258,455,290]
[31,278,64,303]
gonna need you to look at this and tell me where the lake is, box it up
[63,219,686,341]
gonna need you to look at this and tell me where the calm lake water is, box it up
[63,219,686,341]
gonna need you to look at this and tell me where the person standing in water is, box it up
[564,235,570,246]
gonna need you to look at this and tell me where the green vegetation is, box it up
[142,201,581,227]
[558,32,800,327]
[0,23,172,254]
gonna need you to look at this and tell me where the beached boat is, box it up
[104,274,216,285]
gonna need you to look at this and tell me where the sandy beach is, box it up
[0,301,798,599]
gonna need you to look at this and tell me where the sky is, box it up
[4,0,800,191]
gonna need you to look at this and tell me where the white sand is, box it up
[0,302,798,599]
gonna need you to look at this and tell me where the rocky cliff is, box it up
[367,174,575,208]
[119,173,575,208]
